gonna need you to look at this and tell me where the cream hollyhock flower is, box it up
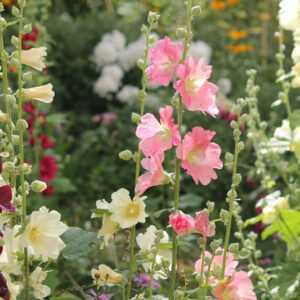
[108,188,147,228]
[19,206,68,261]
[91,264,124,286]
[23,84,54,103]
[136,225,172,279]
[21,47,47,71]
[98,214,119,249]
[279,0,300,31]
[29,267,51,299]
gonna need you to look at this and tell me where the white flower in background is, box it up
[279,0,300,31]
[91,40,118,70]
[23,84,55,103]
[102,64,124,82]
[21,47,47,71]
[29,267,51,299]
[144,94,160,108]
[189,40,212,65]
[257,191,290,224]
[108,188,147,228]
[2,273,22,300]
[268,120,292,153]
[117,85,139,103]
[102,30,126,52]
[91,264,124,286]
[94,75,120,98]
[217,78,232,95]
[19,206,68,261]
[136,225,172,279]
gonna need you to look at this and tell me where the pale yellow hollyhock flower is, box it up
[21,47,47,71]
[23,84,54,103]
[91,264,124,286]
[19,206,68,261]
[109,188,147,228]
[98,214,119,249]
[29,267,51,299]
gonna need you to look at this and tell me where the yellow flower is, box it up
[98,214,119,249]
[109,188,147,228]
[23,84,54,103]
[21,47,47,71]
[211,1,226,11]
[91,264,124,286]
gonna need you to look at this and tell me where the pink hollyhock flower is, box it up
[212,271,257,300]
[136,105,181,156]
[174,56,219,115]
[169,212,195,236]
[39,156,58,182]
[135,152,170,196]
[195,248,238,282]
[146,36,183,86]
[0,185,16,212]
[101,112,117,125]
[92,114,101,123]
[176,126,222,185]
[194,211,215,241]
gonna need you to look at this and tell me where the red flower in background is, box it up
[39,156,58,182]
[0,231,3,255]
[29,135,55,149]
[22,27,39,50]
[0,272,9,300]
[0,185,15,212]
[27,112,46,134]
[23,102,35,115]
[42,184,54,196]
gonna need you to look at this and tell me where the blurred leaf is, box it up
[44,270,60,296]
[61,227,98,260]
[52,177,76,193]
[179,193,203,209]
[47,113,67,125]
[244,214,263,227]
[152,208,172,218]
[289,109,300,130]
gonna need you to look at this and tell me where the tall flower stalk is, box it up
[125,12,159,300]
[169,1,192,298]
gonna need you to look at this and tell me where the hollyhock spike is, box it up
[174,56,219,115]
[146,36,183,86]
[176,126,223,185]
[136,105,181,157]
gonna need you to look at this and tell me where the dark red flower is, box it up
[39,156,58,182]
[21,27,39,49]
[0,231,3,255]
[0,272,9,300]
[0,185,15,212]
[40,135,55,149]
[42,184,54,196]
[0,159,2,173]
[27,112,47,134]
[23,102,35,115]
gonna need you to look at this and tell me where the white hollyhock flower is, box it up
[136,225,172,279]
[19,206,68,261]
[279,0,300,31]
[102,64,124,82]
[217,78,232,95]
[117,85,139,104]
[29,267,51,299]
[102,30,126,52]
[91,264,124,286]
[91,40,118,69]
[189,40,212,65]
[20,47,47,71]
[93,75,120,98]
[108,188,147,228]
[23,84,54,103]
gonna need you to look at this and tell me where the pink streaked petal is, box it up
[159,105,173,124]
[136,113,162,139]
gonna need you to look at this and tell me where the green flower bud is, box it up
[149,35,156,44]
[11,36,19,48]
[131,112,141,123]
[233,129,241,138]
[6,95,16,105]
[220,209,229,223]
[255,250,262,258]
[12,6,19,17]
[192,6,201,17]
[176,27,188,39]
[23,163,32,174]
[230,120,238,129]
[234,232,242,239]
[233,173,242,185]
[206,201,215,213]
[2,161,14,173]
[0,3,4,12]
[16,119,28,131]
[119,150,132,161]
[225,152,234,163]
[0,17,6,28]
[138,90,147,101]
[23,72,32,83]
[31,180,47,193]
[237,141,245,151]
[12,135,19,145]
[141,24,148,35]
[210,239,222,252]
[228,243,239,253]
[147,11,159,24]
[23,24,32,35]
[137,58,144,70]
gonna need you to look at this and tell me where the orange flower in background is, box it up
[227,44,253,53]
[0,0,19,9]
[228,30,247,40]
[211,1,226,11]
[228,0,240,5]
[150,6,159,12]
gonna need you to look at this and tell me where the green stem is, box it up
[202,251,216,300]
[197,243,206,298]
[169,1,192,298]
[149,246,158,300]
[126,26,151,300]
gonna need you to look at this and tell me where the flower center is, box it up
[187,147,206,167]
[29,226,43,242]
[126,202,140,218]
[185,76,205,93]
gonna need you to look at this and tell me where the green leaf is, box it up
[52,177,76,193]
[289,109,300,130]
[61,227,98,260]
[262,223,279,240]
[152,208,172,218]
[44,270,60,296]
[91,208,110,217]
[244,214,263,227]
[47,113,67,125]
[158,241,189,249]
[179,193,203,209]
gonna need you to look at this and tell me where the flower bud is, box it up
[6,95,16,105]
[138,90,147,101]
[149,35,156,44]
[230,120,238,129]
[206,201,214,213]
[0,17,6,28]
[16,119,28,132]
[23,163,32,174]
[191,6,201,17]
[131,112,141,123]
[31,180,47,192]
[228,243,239,253]
[11,36,19,48]
[23,24,32,35]
[9,58,19,69]
[233,129,241,138]
[176,27,188,39]
[210,239,222,252]
[0,110,7,122]
[237,141,245,151]
[233,173,242,185]
[12,6,19,17]
[220,209,229,223]
[225,152,234,163]
[137,59,144,70]
[0,3,4,12]
[23,72,32,83]
[141,24,148,35]
[12,135,19,145]
[2,161,14,173]
[119,150,132,161]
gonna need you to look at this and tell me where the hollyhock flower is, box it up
[29,267,50,299]
[169,212,195,236]
[135,152,170,196]
[0,272,9,300]
[23,84,54,103]
[39,156,58,182]
[194,211,215,241]
[195,248,238,282]
[20,47,47,71]
[42,185,54,196]
[91,264,124,286]
[0,185,15,213]
[23,102,35,115]
[212,271,257,300]
[279,0,300,31]
[92,114,101,123]
[19,206,68,261]
[174,56,218,115]
[176,126,223,185]
[108,188,147,229]
[146,36,183,86]
[133,274,160,290]
[136,106,181,156]
[101,112,118,125]
[0,231,3,255]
